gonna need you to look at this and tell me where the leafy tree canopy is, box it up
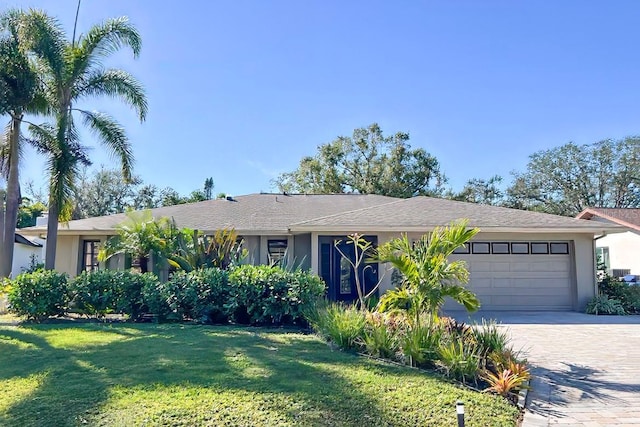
[71,168,218,219]
[273,123,445,198]
[505,137,640,216]
[447,175,504,206]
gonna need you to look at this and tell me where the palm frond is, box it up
[78,17,142,60]
[77,68,147,121]
[16,9,66,81]
[77,109,133,180]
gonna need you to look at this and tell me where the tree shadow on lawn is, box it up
[0,324,399,426]
[527,362,640,420]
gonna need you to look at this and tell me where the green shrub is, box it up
[70,271,158,319]
[70,271,120,317]
[309,303,366,350]
[141,268,229,323]
[622,286,640,314]
[116,272,159,320]
[585,294,626,315]
[7,270,69,320]
[195,268,230,323]
[227,265,325,325]
[598,276,640,313]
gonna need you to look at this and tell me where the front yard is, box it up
[0,321,519,426]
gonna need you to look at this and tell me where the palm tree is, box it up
[0,10,61,277]
[376,220,481,326]
[98,210,173,274]
[29,16,147,269]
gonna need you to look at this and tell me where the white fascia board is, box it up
[288,225,627,234]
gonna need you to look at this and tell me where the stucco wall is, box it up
[595,230,640,275]
[54,235,80,276]
[11,243,43,277]
[294,234,311,270]
[310,230,597,311]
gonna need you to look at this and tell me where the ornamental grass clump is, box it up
[309,303,366,350]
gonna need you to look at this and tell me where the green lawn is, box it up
[0,321,519,426]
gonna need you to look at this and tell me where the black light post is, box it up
[456,400,465,427]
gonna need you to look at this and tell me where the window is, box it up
[550,242,569,254]
[511,242,529,254]
[491,242,510,254]
[453,243,470,254]
[267,239,288,265]
[472,242,490,254]
[531,242,549,254]
[82,240,100,272]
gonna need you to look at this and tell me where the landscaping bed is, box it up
[0,322,519,426]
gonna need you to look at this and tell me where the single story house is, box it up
[576,208,640,278]
[20,193,624,311]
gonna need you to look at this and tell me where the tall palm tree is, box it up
[0,10,61,277]
[376,220,481,325]
[29,16,147,270]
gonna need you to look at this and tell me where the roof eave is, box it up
[288,225,626,234]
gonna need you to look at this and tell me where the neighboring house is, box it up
[11,233,43,278]
[20,194,623,311]
[576,208,640,277]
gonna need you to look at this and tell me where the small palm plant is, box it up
[377,220,480,326]
[98,210,175,273]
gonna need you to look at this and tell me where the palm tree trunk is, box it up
[0,114,22,277]
[44,202,59,270]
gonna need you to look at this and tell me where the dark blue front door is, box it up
[319,236,378,303]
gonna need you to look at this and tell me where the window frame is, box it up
[530,242,550,255]
[267,239,288,265]
[82,240,101,272]
[471,242,490,254]
[510,242,530,254]
[491,242,510,254]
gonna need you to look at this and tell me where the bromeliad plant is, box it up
[376,220,481,326]
[168,228,247,272]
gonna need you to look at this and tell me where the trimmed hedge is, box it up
[227,265,325,325]
[71,270,158,319]
[7,270,69,321]
[141,268,229,323]
[6,266,326,325]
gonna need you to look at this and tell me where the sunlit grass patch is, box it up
[0,323,519,426]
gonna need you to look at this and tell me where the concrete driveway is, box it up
[456,312,640,427]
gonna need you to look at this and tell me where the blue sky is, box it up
[3,0,640,197]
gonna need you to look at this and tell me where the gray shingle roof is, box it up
[20,194,623,236]
[21,193,398,235]
[290,196,625,232]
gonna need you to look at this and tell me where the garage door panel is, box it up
[456,247,573,311]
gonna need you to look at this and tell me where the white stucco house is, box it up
[576,208,640,278]
[11,233,44,278]
[19,194,624,311]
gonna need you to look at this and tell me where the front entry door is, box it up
[319,236,378,303]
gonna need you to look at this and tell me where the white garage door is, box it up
[450,241,574,311]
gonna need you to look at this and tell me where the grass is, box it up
[0,320,519,426]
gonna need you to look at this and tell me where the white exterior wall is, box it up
[595,231,640,275]
[11,243,43,277]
